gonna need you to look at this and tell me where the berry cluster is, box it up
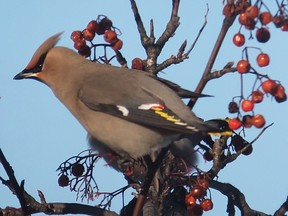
[224,1,288,32]
[57,150,100,201]
[71,16,123,59]
[228,47,287,131]
[185,178,213,215]
[222,1,288,131]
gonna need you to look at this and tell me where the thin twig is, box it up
[0,149,29,215]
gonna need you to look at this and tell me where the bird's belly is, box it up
[80,110,179,157]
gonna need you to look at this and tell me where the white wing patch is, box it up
[117,105,129,116]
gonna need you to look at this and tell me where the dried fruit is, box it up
[71,163,85,177]
[58,174,69,187]
[251,90,264,103]
[256,28,270,43]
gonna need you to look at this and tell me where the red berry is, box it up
[261,79,277,94]
[233,33,245,47]
[132,58,144,70]
[70,30,83,42]
[281,21,288,31]
[197,178,209,190]
[257,53,270,67]
[191,185,205,198]
[185,194,196,207]
[252,114,266,128]
[74,39,86,50]
[273,84,287,103]
[71,163,85,177]
[245,6,259,19]
[111,39,123,51]
[104,30,118,43]
[251,90,264,103]
[259,12,272,25]
[87,20,99,33]
[237,59,250,74]
[200,199,213,211]
[83,29,95,41]
[241,99,254,112]
[256,28,270,43]
[229,118,242,130]
[238,13,249,25]
[58,174,69,187]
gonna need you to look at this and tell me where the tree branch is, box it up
[187,15,237,109]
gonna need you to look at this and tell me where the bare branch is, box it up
[210,180,269,216]
[187,15,237,109]
[0,149,29,215]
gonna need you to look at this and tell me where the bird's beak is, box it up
[14,69,37,80]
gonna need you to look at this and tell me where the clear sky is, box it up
[1,1,287,215]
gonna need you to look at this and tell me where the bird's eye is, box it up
[35,53,47,71]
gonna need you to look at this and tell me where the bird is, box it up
[14,32,231,159]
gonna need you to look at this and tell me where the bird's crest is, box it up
[25,32,63,70]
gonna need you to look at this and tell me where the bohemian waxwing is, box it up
[14,33,230,159]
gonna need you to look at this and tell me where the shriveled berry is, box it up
[242,115,253,128]
[78,45,91,57]
[228,101,239,113]
[72,163,85,177]
[251,90,264,103]
[273,84,287,103]
[256,28,270,43]
[58,174,69,187]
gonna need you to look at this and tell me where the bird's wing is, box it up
[78,73,201,133]
[154,76,212,98]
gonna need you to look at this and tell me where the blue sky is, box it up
[1,1,288,215]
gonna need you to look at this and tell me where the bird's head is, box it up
[14,32,70,86]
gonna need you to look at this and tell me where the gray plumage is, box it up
[14,33,228,159]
